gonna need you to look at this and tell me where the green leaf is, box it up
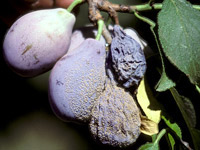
[152,134,157,143]
[134,10,176,92]
[162,116,182,139]
[158,0,200,86]
[138,143,159,150]
[138,129,166,150]
[162,115,193,149]
[170,89,196,128]
[170,88,198,149]
[155,71,176,92]
[190,128,200,149]
[167,133,175,150]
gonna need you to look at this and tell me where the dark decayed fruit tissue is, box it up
[89,70,141,147]
[48,26,144,148]
[110,25,147,88]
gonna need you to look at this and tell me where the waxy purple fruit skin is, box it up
[49,38,106,123]
[3,8,75,77]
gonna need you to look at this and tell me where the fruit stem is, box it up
[96,19,104,41]
[67,0,83,12]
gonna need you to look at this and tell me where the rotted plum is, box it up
[110,25,147,88]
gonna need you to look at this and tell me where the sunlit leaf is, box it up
[158,0,200,86]
[137,78,162,123]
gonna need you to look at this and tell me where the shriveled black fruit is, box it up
[89,71,141,147]
[110,25,147,88]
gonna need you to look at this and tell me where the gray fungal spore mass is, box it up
[49,31,143,147]
[110,25,147,88]
[89,74,141,147]
[48,39,106,123]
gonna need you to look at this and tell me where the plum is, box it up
[48,38,106,123]
[49,37,141,147]
[68,25,150,55]
[89,71,141,147]
[67,25,106,55]
[3,8,75,77]
[110,25,147,88]
[124,28,153,57]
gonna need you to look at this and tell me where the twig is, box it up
[86,0,200,44]
[87,0,130,44]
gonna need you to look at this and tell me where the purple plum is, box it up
[3,8,75,77]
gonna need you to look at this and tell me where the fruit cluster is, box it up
[3,7,147,147]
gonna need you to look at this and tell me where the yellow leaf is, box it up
[137,78,161,124]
